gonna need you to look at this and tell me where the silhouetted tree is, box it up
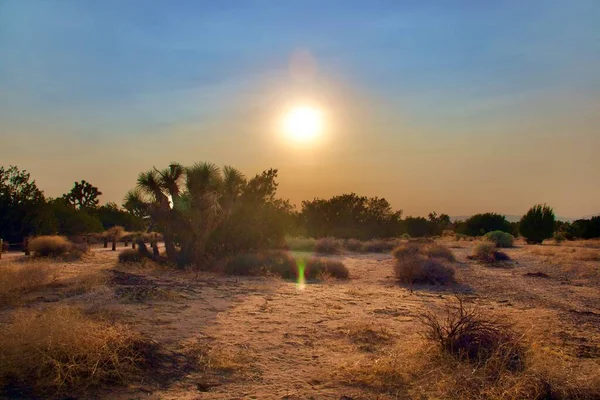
[300,193,402,239]
[0,166,56,242]
[519,204,555,244]
[64,180,102,210]
[457,213,511,236]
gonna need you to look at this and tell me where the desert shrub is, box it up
[224,251,296,277]
[391,242,423,259]
[519,204,555,244]
[285,237,316,252]
[401,233,411,240]
[418,297,524,369]
[553,232,566,243]
[0,306,152,397]
[363,239,398,253]
[29,235,72,257]
[314,237,342,254]
[118,249,146,263]
[469,242,510,263]
[224,252,349,280]
[483,230,515,248]
[394,256,455,285]
[427,244,456,262]
[344,238,364,252]
[104,225,125,240]
[455,233,467,241]
[304,257,350,279]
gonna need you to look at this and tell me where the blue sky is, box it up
[1,0,599,217]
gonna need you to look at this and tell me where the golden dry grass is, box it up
[0,261,56,306]
[0,306,151,397]
[29,235,72,257]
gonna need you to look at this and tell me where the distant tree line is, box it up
[1,163,599,257]
[0,166,143,244]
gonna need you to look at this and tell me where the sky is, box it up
[1,0,599,218]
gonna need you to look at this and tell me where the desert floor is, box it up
[1,239,599,399]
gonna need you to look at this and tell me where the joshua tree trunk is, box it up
[112,238,116,251]
[132,241,136,249]
[163,232,178,263]
[103,238,108,248]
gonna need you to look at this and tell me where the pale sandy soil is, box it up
[1,240,599,399]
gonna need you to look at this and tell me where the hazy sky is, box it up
[1,0,599,218]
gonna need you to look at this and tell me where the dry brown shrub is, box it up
[392,242,455,285]
[104,226,125,240]
[29,235,72,257]
[469,242,510,263]
[574,248,600,261]
[418,297,524,369]
[284,237,316,252]
[314,237,343,254]
[0,262,55,306]
[344,238,365,252]
[0,306,152,397]
[363,239,399,253]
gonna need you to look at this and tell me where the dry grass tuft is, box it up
[363,239,400,253]
[305,257,350,280]
[0,306,153,397]
[343,321,393,352]
[183,340,253,376]
[118,248,148,264]
[314,237,343,254]
[0,262,55,306]
[104,226,126,240]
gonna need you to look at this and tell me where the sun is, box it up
[283,106,323,142]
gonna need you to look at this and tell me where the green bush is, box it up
[400,233,411,240]
[519,204,555,244]
[483,231,515,248]
[553,232,566,243]
[469,242,510,263]
[455,233,467,241]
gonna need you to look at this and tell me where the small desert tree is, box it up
[519,204,555,244]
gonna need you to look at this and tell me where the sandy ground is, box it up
[1,240,599,399]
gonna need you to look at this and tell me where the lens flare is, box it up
[296,258,306,291]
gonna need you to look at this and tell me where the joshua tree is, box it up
[125,162,245,266]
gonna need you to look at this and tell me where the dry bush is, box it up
[427,243,456,262]
[314,237,343,254]
[344,238,365,252]
[418,297,524,369]
[305,257,350,279]
[363,239,399,253]
[118,249,147,263]
[29,235,72,257]
[0,306,152,397]
[392,242,456,285]
[223,252,349,280]
[104,226,125,240]
[224,251,296,277]
[0,262,55,306]
[394,256,455,285]
[284,237,316,252]
[469,242,510,263]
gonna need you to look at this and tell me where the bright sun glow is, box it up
[283,106,323,142]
